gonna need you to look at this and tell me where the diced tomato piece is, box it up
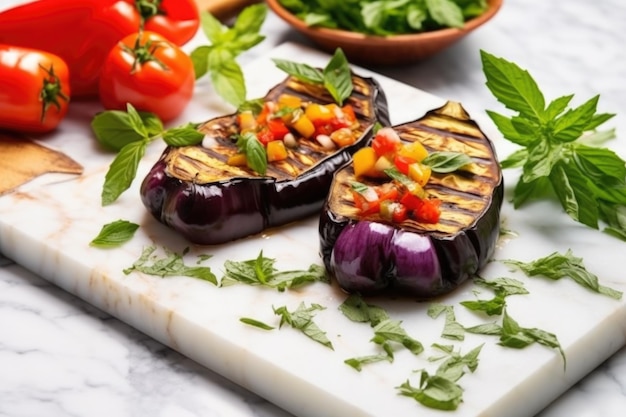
[267,118,290,140]
[341,104,356,125]
[392,204,408,223]
[330,127,356,147]
[376,182,400,202]
[393,154,417,175]
[414,198,441,224]
[372,127,402,157]
[399,192,424,211]
[256,128,274,145]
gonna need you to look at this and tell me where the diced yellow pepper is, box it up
[305,103,334,122]
[353,146,377,178]
[408,162,432,187]
[398,141,428,162]
[278,94,302,109]
[237,110,257,133]
[227,153,247,167]
[290,113,315,138]
[267,140,288,162]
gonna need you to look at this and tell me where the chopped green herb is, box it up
[460,276,529,316]
[123,246,217,285]
[240,317,275,330]
[421,151,473,173]
[235,132,268,175]
[273,302,333,349]
[427,303,465,340]
[503,249,622,299]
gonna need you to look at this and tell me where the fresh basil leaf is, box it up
[426,0,464,28]
[344,353,392,371]
[339,294,390,326]
[273,302,333,349]
[189,45,211,79]
[91,109,155,151]
[499,148,528,169]
[486,110,532,146]
[552,95,599,142]
[233,3,267,35]
[101,140,147,206]
[422,151,472,173]
[90,220,139,248]
[272,58,325,84]
[572,144,626,182]
[398,372,463,411]
[549,160,599,228]
[323,49,353,105]
[242,133,267,175]
[199,10,227,44]
[209,49,246,108]
[162,126,205,147]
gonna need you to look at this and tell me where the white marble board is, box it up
[1,43,625,417]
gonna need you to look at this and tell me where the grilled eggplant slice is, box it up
[319,101,504,298]
[140,72,389,245]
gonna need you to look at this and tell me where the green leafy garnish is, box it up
[91,104,204,205]
[481,50,626,240]
[221,250,328,290]
[503,249,622,299]
[240,317,275,330]
[90,220,139,248]
[123,246,217,285]
[273,48,353,105]
[427,303,465,341]
[340,294,423,371]
[397,343,483,411]
[421,151,473,173]
[190,4,267,108]
[460,276,529,316]
[279,0,488,35]
[235,132,268,175]
[465,308,566,368]
[273,302,333,349]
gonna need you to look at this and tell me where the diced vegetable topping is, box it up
[351,128,440,224]
[224,94,359,173]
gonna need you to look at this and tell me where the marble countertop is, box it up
[2,0,626,416]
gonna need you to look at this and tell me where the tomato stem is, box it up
[121,33,168,74]
[39,64,69,123]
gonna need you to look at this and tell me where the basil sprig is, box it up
[481,50,626,240]
[190,4,268,108]
[90,219,139,248]
[273,48,353,105]
[235,132,267,175]
[91,104,204,206]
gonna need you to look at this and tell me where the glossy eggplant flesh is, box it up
[319,101,504,299]
[140,73,390,245]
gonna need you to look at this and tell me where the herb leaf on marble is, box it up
[90,219,139,248]
[123,246,217,285]
[92,104,204,206]
[397,343,483,411]
[220,250,329,290]
[503,249,622,299]
[428,303,465,341]
[273,302,333,349]
[239,317,275,330]
[459,276,529,316]
[481,50,626,241]
[340,294,424,371]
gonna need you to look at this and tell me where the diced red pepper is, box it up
[256,128,274,146]
[372,127,402,157]
[414,198,441,224]
[267,118,290,140]
[393,154,417,175]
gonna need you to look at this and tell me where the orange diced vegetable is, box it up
[237,110,257,133]
[305,103,334,122]
[330,127,356,147]
[290,113,315,138]
[227,153,247,167]
[408,162,432,187]
[267,140,288,162]
[353,146,377,178]
[278,94,302,108]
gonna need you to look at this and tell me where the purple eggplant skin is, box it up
[319,101,504,299]
[140,73,390,245]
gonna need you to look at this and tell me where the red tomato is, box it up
[0,44,70,133]
[372,127,402,157]
[98,31,195,122]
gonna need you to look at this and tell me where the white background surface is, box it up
[2,0,626,416]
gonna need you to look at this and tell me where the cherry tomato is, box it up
[0,44,70,133]
[98,31,195,122]
[372,127,402,157]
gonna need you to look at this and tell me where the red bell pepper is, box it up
[0,0,199,98]
[133,0,200,46]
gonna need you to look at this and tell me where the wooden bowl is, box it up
[267,0,503,66]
